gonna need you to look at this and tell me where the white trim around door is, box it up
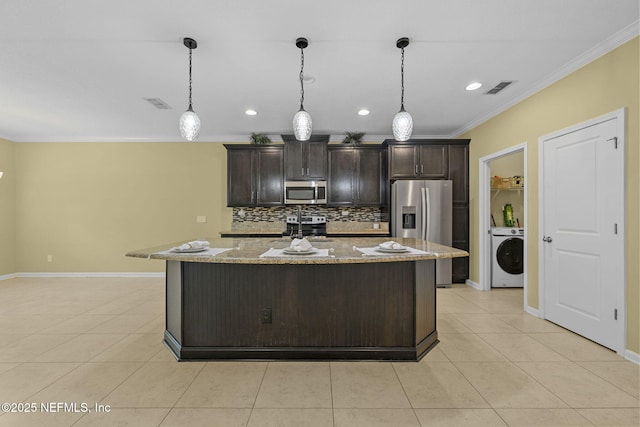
[478,143,528,308]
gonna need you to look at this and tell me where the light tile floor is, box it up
[0,278,637,426]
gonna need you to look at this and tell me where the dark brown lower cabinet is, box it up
[164,259,438,361]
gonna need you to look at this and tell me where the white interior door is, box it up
[541,116,624,351]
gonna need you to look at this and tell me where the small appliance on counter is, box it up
[285,215,327,237]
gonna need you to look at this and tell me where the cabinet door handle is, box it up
[306,167,309,176]
[301,167,305,176]
[256,191,259,202]
[415,164,418,174]
[421,164,424,174]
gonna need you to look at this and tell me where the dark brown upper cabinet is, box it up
[448,144,469,205]
[388,144,448,179]
[327,145,386,206]
[384,139,470,283]
[225,145,284,207]
[282,134,329,180]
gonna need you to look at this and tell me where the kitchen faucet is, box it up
[296,205,303,239]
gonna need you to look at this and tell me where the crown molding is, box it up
[452,20,640,137]
[10,133,455,143]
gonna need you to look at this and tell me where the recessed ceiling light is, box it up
[245,109,258,116]
[465,82,483,91]
[358,109,370,116]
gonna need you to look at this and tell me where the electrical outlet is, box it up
[260,308,272,324]
[196,216,207,223]
[341,210,349,216]
[47,255,53,263]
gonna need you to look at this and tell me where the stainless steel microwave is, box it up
[284,180,327,204]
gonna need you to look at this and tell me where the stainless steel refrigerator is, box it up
[391,180,453,287]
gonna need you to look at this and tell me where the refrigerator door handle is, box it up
[425,187,431,242]
[420,188,429,240]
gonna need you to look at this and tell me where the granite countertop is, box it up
[126,237,468,265]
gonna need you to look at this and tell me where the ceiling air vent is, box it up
[485,81,514,95]
[143,98,171,109]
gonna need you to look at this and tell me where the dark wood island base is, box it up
[164,259,437,361]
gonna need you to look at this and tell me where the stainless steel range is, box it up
[285,215,327,238]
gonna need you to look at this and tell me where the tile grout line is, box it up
[329,361,335,427]
[69,358,152,426]
[390,362,421,426]
[568,360,640,402]
[446,354,495,411]
[153,359,208,427]
[472,331,569,363]
[507,359,577,409]
[246,360,270,426]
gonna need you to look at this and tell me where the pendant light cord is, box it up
[400,47,405,111]
[188,48,193,110]
[299,47,305,110]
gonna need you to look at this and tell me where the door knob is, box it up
[543,236,553,243]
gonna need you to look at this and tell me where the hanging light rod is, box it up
[392,36,413,142]
[179,37,201,141]
[292,37,312,141]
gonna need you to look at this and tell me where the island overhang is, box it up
[127,237,468,361]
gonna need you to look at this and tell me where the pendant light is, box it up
[392,37,413,142]
[179,37,201,141]
[292,37,312,141]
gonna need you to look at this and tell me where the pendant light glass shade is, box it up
[292,37,312,141]
[293,108,312,141]
[179,37,200,141]
[392,37,413,141]
[392,109,413,142]
[179,107,201,141]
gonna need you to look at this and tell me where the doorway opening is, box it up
[478,144,530,310]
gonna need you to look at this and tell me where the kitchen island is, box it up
[126,237,467,361]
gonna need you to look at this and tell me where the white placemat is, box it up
[353,246,432,256]
[260,248,331,258]
[151,247,234,258]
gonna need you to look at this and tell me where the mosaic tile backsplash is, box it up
[232,206,387,223]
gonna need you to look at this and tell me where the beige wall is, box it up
[462,37,639,354]
[490,151,525,177]
[15,142,233,272]
[0,138,16,276]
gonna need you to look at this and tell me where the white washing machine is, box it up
[491,227,524,287]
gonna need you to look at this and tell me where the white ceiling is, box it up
[0,0,638,143]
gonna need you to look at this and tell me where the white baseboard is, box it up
[624,349,640,365]
[0,273,18,281]
[465,279,483,290]
[525,306,542,318]
[6,272,165,279]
